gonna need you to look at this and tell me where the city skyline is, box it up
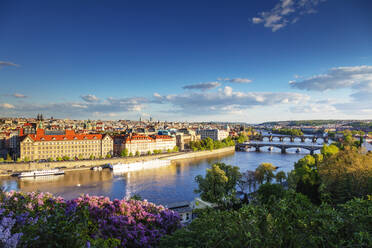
[1,0,372,122]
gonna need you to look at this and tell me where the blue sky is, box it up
[1,0,371,123]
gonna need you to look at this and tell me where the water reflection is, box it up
[0,151,306,205]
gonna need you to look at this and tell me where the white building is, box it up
[197,129,229,141]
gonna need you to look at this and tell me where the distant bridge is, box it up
[251,134,329,143]
[236,142,324,155]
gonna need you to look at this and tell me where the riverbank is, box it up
[0,146,235,176]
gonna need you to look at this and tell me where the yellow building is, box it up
[19,128,113,161]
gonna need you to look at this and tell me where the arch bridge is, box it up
[236,142,324,155]
[253,135,328,143]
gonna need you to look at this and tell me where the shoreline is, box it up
[0,146,235,177]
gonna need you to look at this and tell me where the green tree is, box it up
[167,149,172,153]
[194,163,241,206]
[106,153,111,158]
[275,171,287,184]
[5,154,13,162]
[159,193,372,248]
[129,152,133,157]
[121,148,128,157]
[56,156,62,161]
[135,151,140,157]
[255,163,276,184]
[62,155,70,161]
[0,158,4,163]
[147,151,151,155]
[318,148,372,204]
[321,144,339,157]
[194,164,228,204]
[89,154,94,160]
[173,146,179,152]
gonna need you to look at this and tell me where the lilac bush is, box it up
[0,191,181,247]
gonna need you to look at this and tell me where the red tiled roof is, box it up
[27,129,103,141]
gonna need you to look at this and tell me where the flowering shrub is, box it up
[0,191,181,247]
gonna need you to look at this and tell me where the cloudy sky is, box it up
[0,0,371,123]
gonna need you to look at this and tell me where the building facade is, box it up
[19,128,113,161]
[197,129,229,141]
[118,134,176,155]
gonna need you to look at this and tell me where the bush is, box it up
[0,191,181,247]
[256,183,285,205]
[159,192,372,248]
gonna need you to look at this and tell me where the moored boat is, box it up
[18,169,65,178]
[110,159,171,173]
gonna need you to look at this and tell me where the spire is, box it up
[38,120,43,129]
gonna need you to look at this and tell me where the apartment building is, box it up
[196,129,229,141]
[19,128,113,161]
[117,134,176,155]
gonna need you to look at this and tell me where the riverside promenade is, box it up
[0,146,235,176]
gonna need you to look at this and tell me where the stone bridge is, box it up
[236,142,324,155]
[252,134,328,143]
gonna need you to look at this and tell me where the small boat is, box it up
[18,169,65,178]
[110,159,171,173]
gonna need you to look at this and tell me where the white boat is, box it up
[18,169,65,178]
[110,159,171,173]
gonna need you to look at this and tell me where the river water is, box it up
[0,147,311,205]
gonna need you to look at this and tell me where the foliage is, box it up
[0,191,181,248]
[255,183,286,205]
[106,154,111,158]
[194,163,241,206]
[147,151,151,156]
[275,171,287,184]
[0,158,3,163]
[159,191,372,248]
[89,154,94,160]
[5,154,13,162]
[121,148,128,157]
[135,151,140,156]
[272,128,304,136]
[173,146,179,152]
[321,144,339,157]
[254,163,276,184]
[129,152,133,157]
[235,133,249,144]
[62,155,70,161]
[190,137,235,152]
[318,147,372,204]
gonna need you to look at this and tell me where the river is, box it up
[1,148,310,205]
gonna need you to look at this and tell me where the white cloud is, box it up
[252,0,326,32]
[217,77,252,84]
[291,65,372,115]
[0,61,19,68]
[290,65,372,91]
[155,86,309,114]
[0,96,148,118]
[252,17,263,24]
[0,103,15,109]
[13,93,27,98]
[81,94,100,102]
[182,81,221,90]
